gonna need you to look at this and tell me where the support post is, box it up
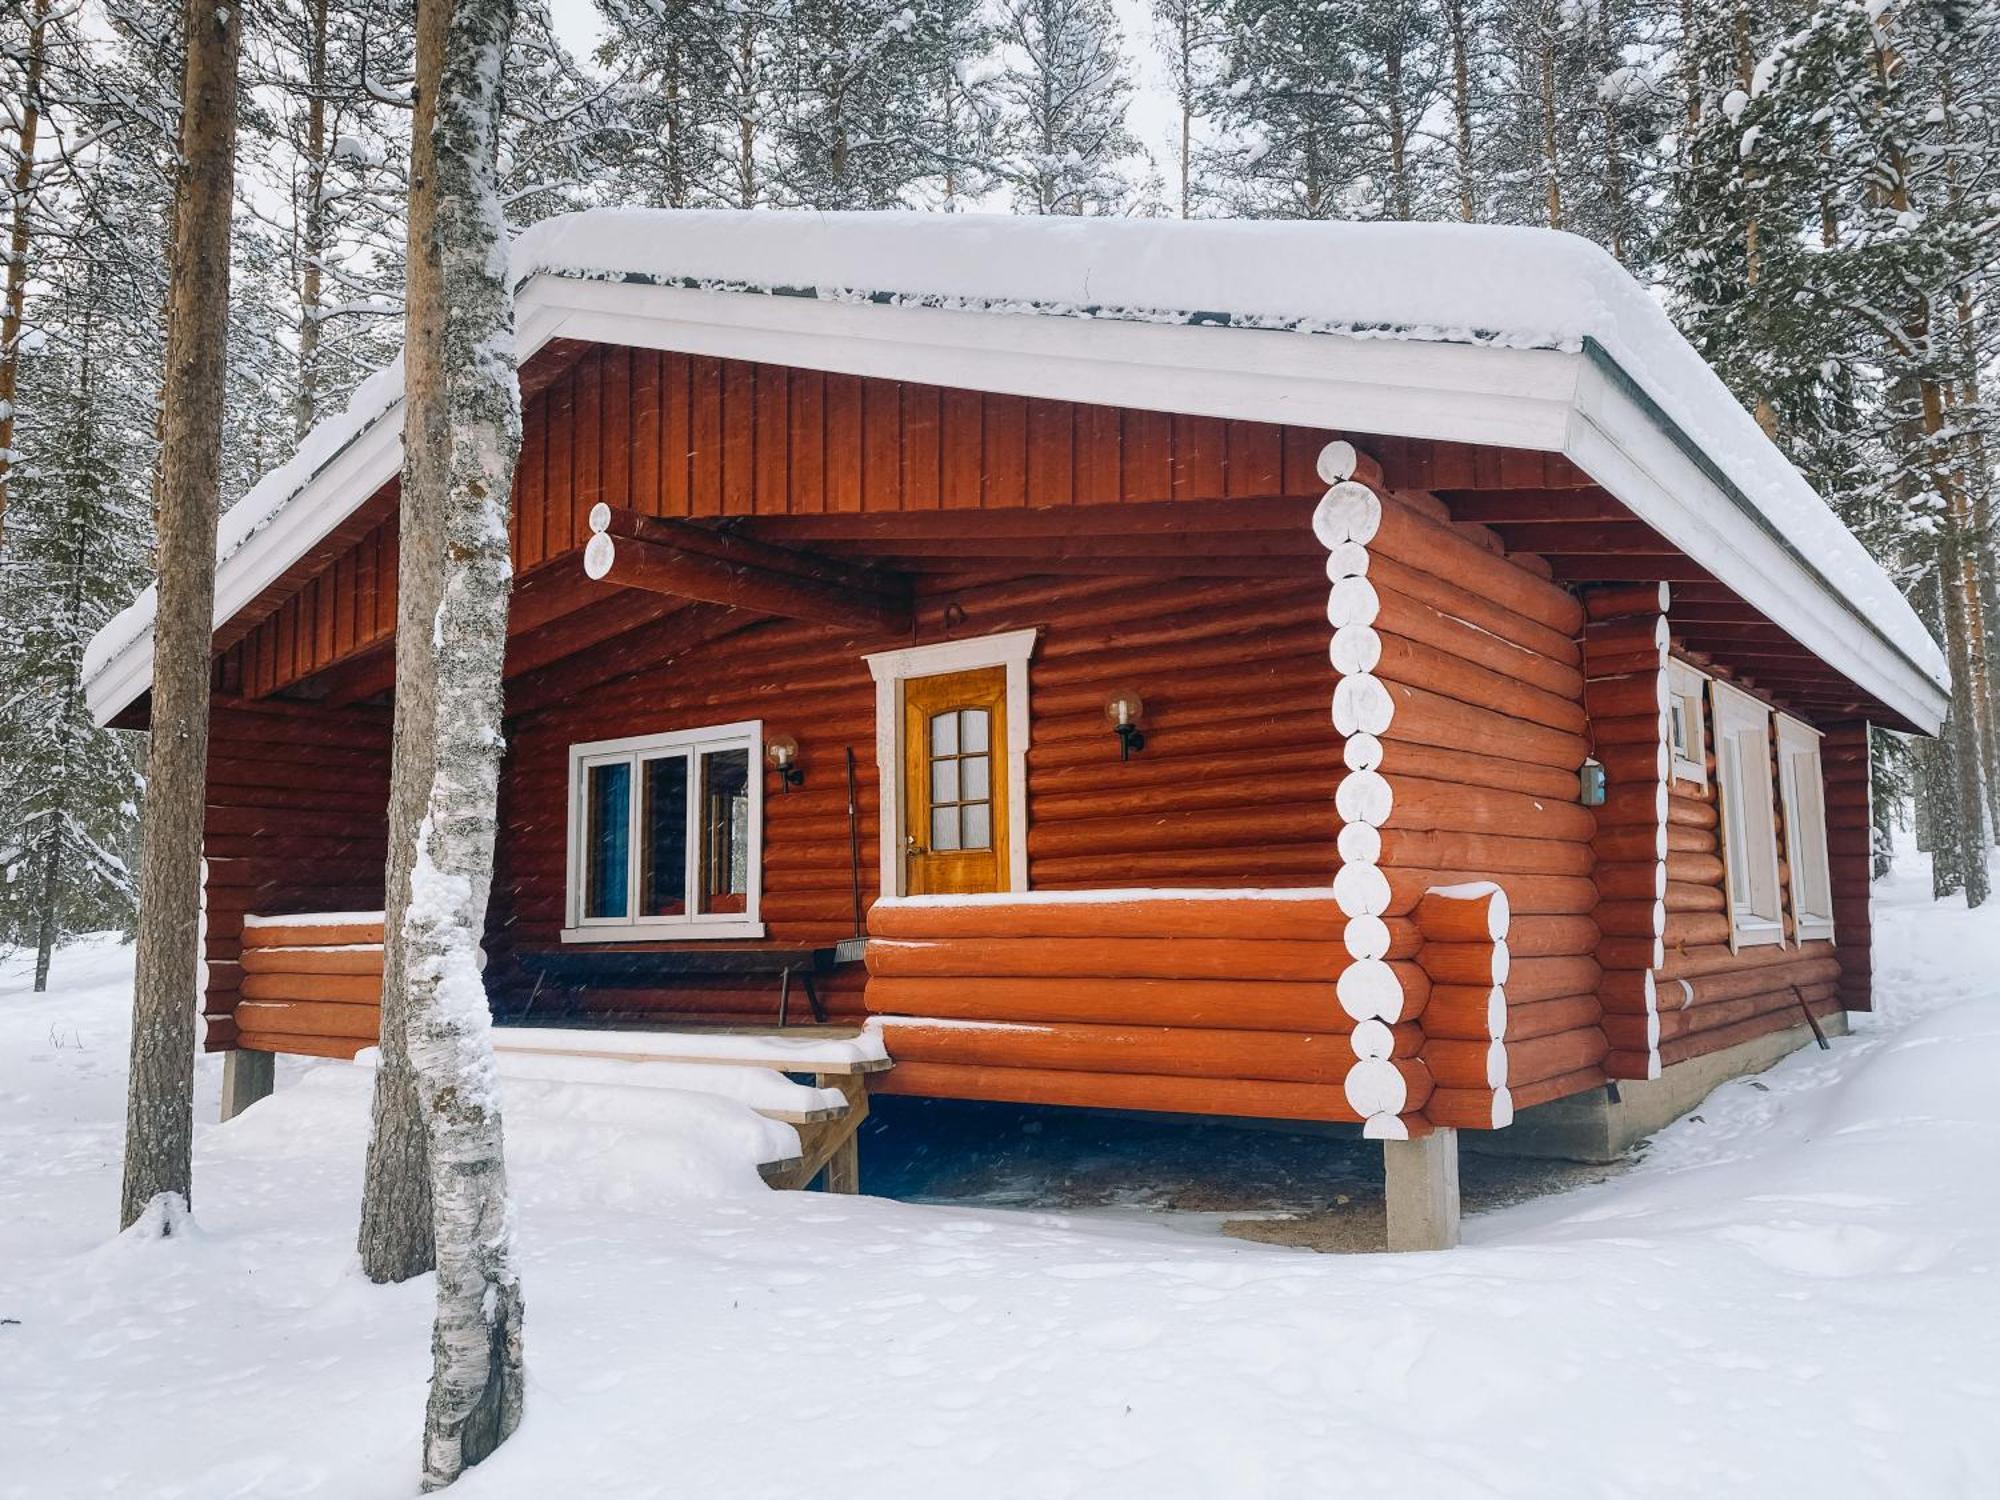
[1384,1127,1460,1251]
[219,1048,275,1122]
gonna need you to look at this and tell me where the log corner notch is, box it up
[1411,883,1514,1131]
[1314,440,1417,1139]
[583,503,912,633]
[1583,582,1671,1082]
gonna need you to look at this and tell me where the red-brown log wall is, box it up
[486,565,1342,1025]
[201,700,391,1050]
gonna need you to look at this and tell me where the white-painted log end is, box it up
[582,531,616,580]
[1316,439,1358,484]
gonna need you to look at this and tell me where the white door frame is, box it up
[863,628,1038,898]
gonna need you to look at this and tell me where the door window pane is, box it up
[961,708,989,752]
[699,748,751,914]
[962,801,991,850]
[640,754,689,916]
[961,754,990,801]
[931,805,961,851]
[932,711,958,755]
[931,758,959,803]
[584,761,631,919]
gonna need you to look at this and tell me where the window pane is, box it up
[1670,702,1688,756]
[931,757,959,804]
[962,708,990,752]
[699,748,751,914]
[931,805,960,851]
[640,754,689,916]
[584,761,631,919]
[931,711,958,755]
[962,801,991,850]
[961,754,990,802]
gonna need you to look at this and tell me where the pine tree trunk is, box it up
[120,0,240,1232]
[0,0,50,549]
[360,0,446,1286]
[1446,0,1476,220]
[1537,29,1563,229]
[1921,723,1965,898]
[397,0,527,1484]
[296,0,329,440]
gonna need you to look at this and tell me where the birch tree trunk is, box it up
[119,0,240,1233]
[395,0,527,1484]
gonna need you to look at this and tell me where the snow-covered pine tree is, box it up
[120,0,242,1233]
[1441,0,1497,219]
[1207,0,1359,219]
[992,0,1139,215]
[770,0,993,209]
[391,0,527,1479]
[254,0,408,436]
[1148,0,1228,217]
[0,265,150,987]
[595,0,782,208]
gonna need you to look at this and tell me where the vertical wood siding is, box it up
[216,344,1337,701]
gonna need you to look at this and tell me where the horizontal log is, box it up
[238,944,384,976]
[1656,938,1836,982]
[1374,677,1590,770]
[1585,613,1670,653]
[1585,581,1670,620]
[1582,672,1666,719]
[876,1018,1419,1085]
[1590,712,1670,747]
[1596,861,1667,901]
[1662,911,1732,949]
[867,894,1353,943]
[1371,583,1584,699]
[1362,551,1582,666]
[1421,1036,1507,1089]
[1420,984,1505,1040]
[1664,880,1726,914]
[1506,914,1602,957]
[1596,741,1669,786]
[231,1029,370,1061]
[1508,1063,1607,1110]
[1419,939,1509,986]
[1597,935,1664,971]
[1506,993,1604,1040]
[1423,1085,1514,1130]
[1657,998,1838,1068]
[1594,900,1665,939]
[864,936,1369,982]
[1508,1025,1610,1086]
[1667,796,1718,830]
[232,998,381,1041]
[1666,851,1726,886]
[240,972,384,1004]
[1031,847,1336,886]
[1413,886,1509,943]
[1383,775,1597,843]
[1504,955,1602,1003]
[1595,782,1667,830]
[873,1059,1368,1123]
[1369,632,1586,735]
[240,918,385,948]
[1603,1048,1661,1080]
[1653,956,1843,1010]
[584,518,909,631]
[1593,825,1668,863]
[1366,741,1581,801]
[862,976,1349,1032]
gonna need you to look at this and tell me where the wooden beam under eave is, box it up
[583,523,911,633]
[1440,490,1632,524]
[1544,554,1718,583]
[735,495,1322,544]
[503,603,750,720]
[1487,521,1681,554]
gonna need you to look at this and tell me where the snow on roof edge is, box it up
[83,208,1945,712]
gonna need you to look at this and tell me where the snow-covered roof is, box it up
[83,208,1948,731]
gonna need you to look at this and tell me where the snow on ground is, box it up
[4,853,1998,1499]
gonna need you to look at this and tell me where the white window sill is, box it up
[560,921,768,944]
[1732,918,1787,949]
[1795,918,1836,945]
[1671,755,1707,786]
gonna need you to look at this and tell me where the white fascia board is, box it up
[85,296,572,724]
[1566,355,1947,734]
[535,277,1583,452]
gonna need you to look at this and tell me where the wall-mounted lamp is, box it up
[767,734,804,792]
[1104,690,1146,761]
[1578,759,1607,807]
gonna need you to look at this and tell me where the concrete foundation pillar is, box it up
[220,1049,275,1122]
[1384,1128,1460,1251]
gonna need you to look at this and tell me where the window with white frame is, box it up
[1776,714,1836,943]
[1667,659,1709,785]
[1710,680,1785,948]
[564,721,764,942]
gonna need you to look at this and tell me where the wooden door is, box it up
[902,667,1008,895]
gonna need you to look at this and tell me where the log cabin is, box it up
[83,212,1946,1248]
